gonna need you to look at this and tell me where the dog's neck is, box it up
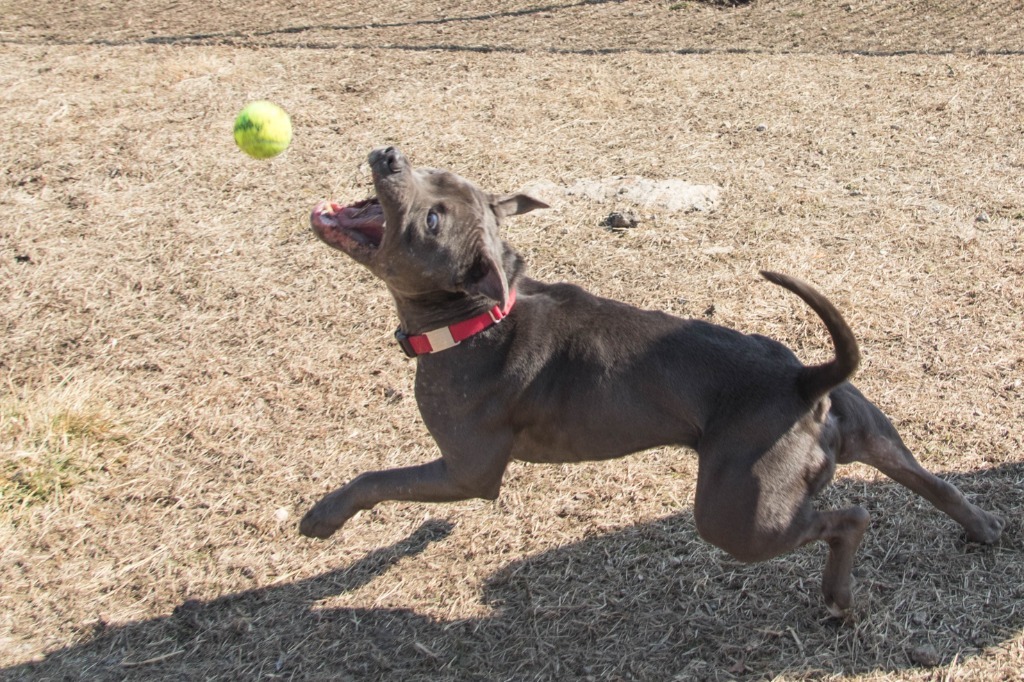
[390,247,526,335]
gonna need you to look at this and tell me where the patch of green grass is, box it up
[1,380,127,510]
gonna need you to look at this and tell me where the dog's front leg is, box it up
[300,456,508,539]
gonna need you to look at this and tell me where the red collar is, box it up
[394,289,517,358]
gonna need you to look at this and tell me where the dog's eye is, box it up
[426,210,440,235]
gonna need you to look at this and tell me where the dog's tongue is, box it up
[316,199,383,229]
[340,200,384,230]
[312,198,385,246]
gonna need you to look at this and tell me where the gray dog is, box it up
[302,146,1003,614]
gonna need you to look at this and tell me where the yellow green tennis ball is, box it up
[233,101,292,159]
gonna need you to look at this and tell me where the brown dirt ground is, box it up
[1,1,1023,680]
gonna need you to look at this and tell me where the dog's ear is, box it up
[463,253,509,307]
[491,193,549,220]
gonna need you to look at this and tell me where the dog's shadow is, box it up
[6,464,1022,681]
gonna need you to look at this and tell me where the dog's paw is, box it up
[298,508,343,539]
[965,510,1005,545]
[822,584,855,617]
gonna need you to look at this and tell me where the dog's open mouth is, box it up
[310,197,385,257]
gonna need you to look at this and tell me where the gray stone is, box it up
[522,176,721,213]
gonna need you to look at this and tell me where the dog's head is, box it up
[311,147,547,309]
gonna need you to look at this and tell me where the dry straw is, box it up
[1,1,1022,679]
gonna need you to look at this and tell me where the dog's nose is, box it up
[369,146,405,176]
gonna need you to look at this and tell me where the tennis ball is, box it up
[233,101,292,159]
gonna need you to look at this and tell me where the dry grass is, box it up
[1,1,1023,680]
[1,376,128,510]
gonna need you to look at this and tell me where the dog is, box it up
[301,146,1003,614]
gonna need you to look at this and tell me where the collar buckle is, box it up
[424,326,459,353]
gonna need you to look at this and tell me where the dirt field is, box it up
[2,1,1023,680]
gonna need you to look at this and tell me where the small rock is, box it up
[976,211,990,223]
[274,507,290,522]
[602,211,640,229]
[909,644,941,667]
[755,123,768,132]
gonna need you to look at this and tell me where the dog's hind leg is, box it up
[849,434,1004,544]
[694,417,873,614]
[698,490,872,614]
[697,486,871,614]
[796,506,871,615]
[832,386,1004,544]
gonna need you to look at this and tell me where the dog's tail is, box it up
[760,271,860,403]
